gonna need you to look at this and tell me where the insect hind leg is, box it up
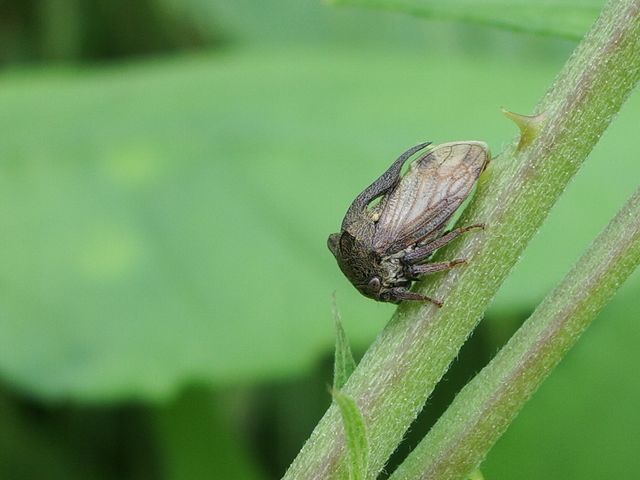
[404,224,484,264]
[388,288,443,307]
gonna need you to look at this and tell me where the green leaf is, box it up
[333,294,357,390]
[468,470,485,480]
[0,44,638,401]
[332,389,369,480]
[331,0,603,40]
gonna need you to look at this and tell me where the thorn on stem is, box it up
[502,108,547,151]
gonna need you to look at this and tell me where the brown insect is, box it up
[328,141,489,306]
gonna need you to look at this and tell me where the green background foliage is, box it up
[0,0,638,479]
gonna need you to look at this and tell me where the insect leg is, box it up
[408,260,466,279]
[388,288,443,307]
[404,224,484,264]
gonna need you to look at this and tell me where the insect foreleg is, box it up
[404,224,484,264]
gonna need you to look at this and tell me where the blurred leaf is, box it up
[0,45,637,401]
[333,295,357,390]
[332,389,369,480]
[0,387,159,480]
[0,390,98,480]
[1,0,218,63]
[331,0,603,39]
[483,292,640,480]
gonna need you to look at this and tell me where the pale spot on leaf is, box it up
[104,146,163,188]
[78,226,143,280]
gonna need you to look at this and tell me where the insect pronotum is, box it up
[328,141,489,305]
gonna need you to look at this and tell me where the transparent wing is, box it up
[372,141,488,254]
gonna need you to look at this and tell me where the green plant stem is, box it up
[282,1,640,479]
[389,186,640,480]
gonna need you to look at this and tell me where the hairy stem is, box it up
[390,186,640,480]
[283,1,640,479]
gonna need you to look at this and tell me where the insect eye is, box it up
[368,277,381,292]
